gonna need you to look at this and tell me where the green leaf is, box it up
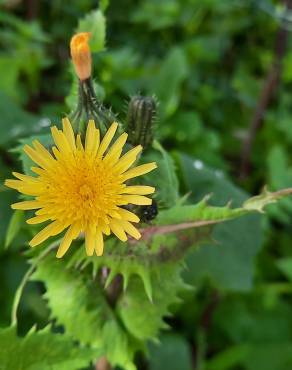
[0,92,45,148]
[242,343,292,370]
[214,296,292,344]
[0,190,17,248]
[68,238,189,340]
[175,153,264,291]
[276,257,292,281]
[206,345,250,370]
[67,238,154,300]
[207,343,292,370]
[142,141,179,208]
[148,334,192,370]
[0,57,20,100]
[0,325,96,370]
[116,263,187,341]
[131,0,180,30]
[32,239,190,368]
[151,47,188,118]
[5,210,24,248]
[32,254,140,370]
[100,0,110,12]
[77,9,106,53]
[155,187,292,228]
[210,296,292,369]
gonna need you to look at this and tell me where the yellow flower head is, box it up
[70,32,92,81]
[5,119,157,258]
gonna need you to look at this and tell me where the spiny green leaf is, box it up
[243,188,292,212]
[33,247,190,366]
[68,239,154,300]
[116,263,188,341]
[31,255,140,370]
[154,188,292,228]
[68,241,190,341]
[0,325,96,370]
[67,233,198,302]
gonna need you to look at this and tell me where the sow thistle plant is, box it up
[3,29,292,370]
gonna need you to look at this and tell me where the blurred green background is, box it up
[2,0,292,369]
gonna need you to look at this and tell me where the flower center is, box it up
[79,183,94,200]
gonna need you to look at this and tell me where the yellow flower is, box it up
[70,32,92,81]
[5,119,156,258]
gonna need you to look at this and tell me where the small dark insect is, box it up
[138,199,158,223]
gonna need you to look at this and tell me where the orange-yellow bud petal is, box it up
[70,32,92,81]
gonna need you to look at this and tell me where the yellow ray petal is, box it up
[85,119,100,156]
[11,200,42,210]
[31,166,45,176]
[26,215,51,225]
[117,208,140,223]
[32,141,55,163]
[122,162,157,181]
[62,117,76,151]
[24,145,51,169]
[5,180,45,196]
[29,221,65,247]
[52,146,61,160]
[102,215,110,225]
[85,224,97,256]
[103,132,128,163]
[56,224,80,258]
[120,195,152,206]
[119,219,141,240]
[95,230,104,256]
[110,219,127,242]
[5,179,23,190]
[51,126,71,154]
[108,209,122,219]
[113,145,142,173]
[120,185,155,195]
[99,220,111,235]
[12,172,39,183]
[76,134,84,150]
[97,122,118,157]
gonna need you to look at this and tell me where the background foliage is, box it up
[1,0,292,369]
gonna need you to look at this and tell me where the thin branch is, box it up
[95,357,112,370]
[25,0,39,20]
[138,219,227,242]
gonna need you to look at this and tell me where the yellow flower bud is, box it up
[70,32,92,81]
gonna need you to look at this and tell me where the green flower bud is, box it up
[127,95,156,149]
